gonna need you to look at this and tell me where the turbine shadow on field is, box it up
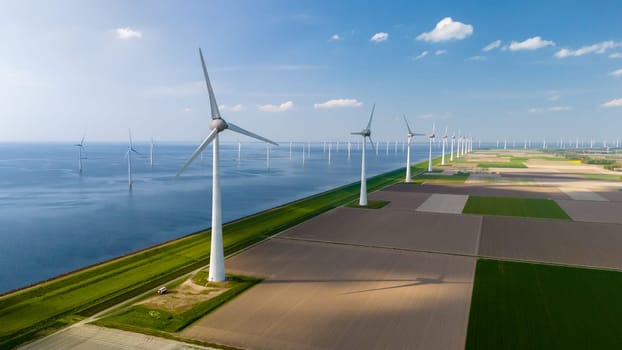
[259,274,468,295]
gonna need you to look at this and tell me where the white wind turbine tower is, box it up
[176,48,277,282]
[404,115,424,183]
[347,141,351,160]
[74,135,87,174]
[449,130,456,162]
[125,129,140,189]
[441,126,448,165]
[238,142,241,163]
[351,104,376,206]
[456,132,462,159]
[150,137,154,167]
[427,123,436,172]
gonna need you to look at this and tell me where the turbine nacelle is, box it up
[210,118,228,132]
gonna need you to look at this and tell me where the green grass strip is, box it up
[466,259,622,350]
[94,275,260,333]
[462,196,571,220]
[0,159,432,348]
[581,174,622,181]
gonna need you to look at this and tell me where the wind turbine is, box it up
[149,137,154,167]
[449,129,456,162]
[351,104,375,206]
[428,123,435,172]
[176,48,277,282]
[125,129,140,189]
[74,135,87,174]
[404,115,424,182]
[441,126,448,165]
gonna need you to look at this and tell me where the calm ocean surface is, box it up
[0,141,440,294]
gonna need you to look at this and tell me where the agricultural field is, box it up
[466,259,622,349]
[462,196,571,220]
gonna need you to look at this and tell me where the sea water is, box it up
[0,141,441,294]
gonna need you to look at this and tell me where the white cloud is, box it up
[547,91,561,101]
[416,17,473,42]
[610,53,622,58]
[412,51,429,60]
[529,106,572,113]
[183,107,192,113]
[370,32,389,43]
[466,55,487,61]
[314,99,362,109]
[329,34,341,41]
[602,98,622,108]
[555,41,621,58]
[610,69,622,77]
[483,40,502,52]
[435,50,448,56]
[219,104,247,112]
[508,36,555,51]
[548,106,572,111]
[257,101,294,112]
[114,27,142,40]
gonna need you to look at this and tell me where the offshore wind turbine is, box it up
[351,104,375,206]
[427,123,436,172]
[441,126,448,165]
[74,135,87,174]
[450,131,455,161]
[238,142,241,163]
[176,48,277,282]
[149,137,154,167]
[404,115,424,182]
[125,129,140,189]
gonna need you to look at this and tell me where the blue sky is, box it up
[1,0,621,143]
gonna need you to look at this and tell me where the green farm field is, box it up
[466,259,622,349]
[462,196,571,220]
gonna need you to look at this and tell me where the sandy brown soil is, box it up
[478,216,622,270]
[281,206,482,255]
[416,194,469,214]
[136,277,228,314]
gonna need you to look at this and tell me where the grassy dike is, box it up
[0,159,432,349]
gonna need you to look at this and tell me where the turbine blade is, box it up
[176,128,219,176]
[228,122,278,146]
[80,135,85,146]
[403,115,413,134]
[432,122,435,134]
[366,103,376,129]
[351,132,364,135]
[129,129,133,149]
[367,136,375,150]
[444,126,448,136]
[199,48,222,120]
